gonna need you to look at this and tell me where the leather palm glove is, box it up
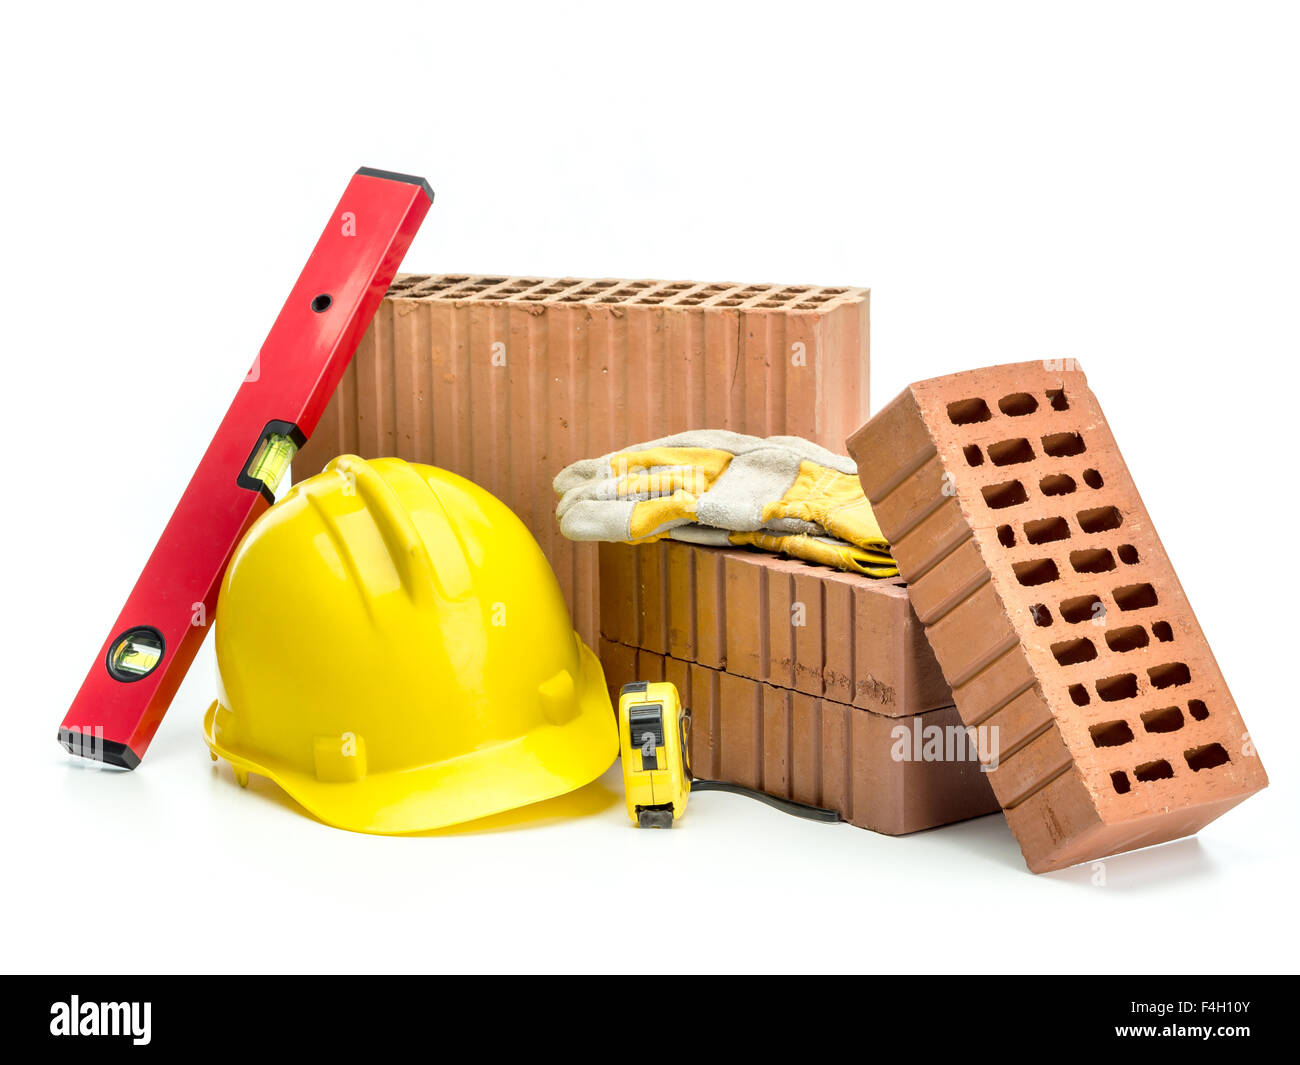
[553,430,897,578]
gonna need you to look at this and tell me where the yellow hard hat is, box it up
[204,455,618,833]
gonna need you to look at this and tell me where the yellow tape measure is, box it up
[617,680,841,828]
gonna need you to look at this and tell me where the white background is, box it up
[3,1,1296,974]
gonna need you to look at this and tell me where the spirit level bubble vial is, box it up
[58,167,434,769]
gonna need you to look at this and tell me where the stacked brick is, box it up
[294,273,870,649]
[848,361,1267,871]
[599,539,950,715]
[599,541,1000,835]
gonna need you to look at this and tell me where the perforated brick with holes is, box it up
[847,361,1266,872]
[297,272,869,651]
[384,273,862,310]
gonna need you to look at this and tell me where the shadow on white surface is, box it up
[925,805,1221,891]
[1041,837,1217,893]
[922,808,1024,868]
[205,758,622,837]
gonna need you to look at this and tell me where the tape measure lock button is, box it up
[628,704,665,770]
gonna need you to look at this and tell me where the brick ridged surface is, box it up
[599,640,997,835]
[847,361,1267,871]
[294,273,870,648]
[598,541,951,717]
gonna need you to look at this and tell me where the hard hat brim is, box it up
[205,641,619,834]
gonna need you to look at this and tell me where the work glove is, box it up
[553,430,897,577]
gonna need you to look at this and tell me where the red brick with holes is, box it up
[847,360,1267,872]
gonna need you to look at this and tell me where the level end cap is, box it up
[355,166,435,203]
[57,728,142,771]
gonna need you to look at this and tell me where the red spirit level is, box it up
[58,167,434,769]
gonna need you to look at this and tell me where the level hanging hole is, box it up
[311,293,333,312]
[106,626,165,682]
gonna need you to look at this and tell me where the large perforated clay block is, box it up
[847,360,1267,872]
[294,273,869,649]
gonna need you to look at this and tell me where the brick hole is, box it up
[999,392,1039,416]
[1052,636,1098,666]
[997,524,1016,547]
[1060,594,1103,624]
[947,398,993,425]
[1105,625,1149,653]
[1141,706,1184,734]
[1060,590,1102,624]
[1134,759,1175,782]
[1152,620,1174,642]
[1114,583,1158,611]
[1070,547,1117,574]
[1184,743,1230,772]
[1111,771,1131,794]
[1117,544,1139,565]
[1082,468,1104,489]
[794,302,820,310]
[717,299,743,307]
[597,296,621,304]
[822,287,848,294]
[1030,602,1052,626]
[757,301,783,308]
[1090,719,1134,747]
[988,438,1036,466]
[1040,473,1076,496]
[1042,431,1086,458]
[1024,516,1070,545]
[1069,683,1091,706]
[1188,699,1209,721]
[1077,505,1123,534]
[1148,662,1191,689]
[441,276,469,283]
[963,444,984,467]
[479,277,507,285]
[1013,558,1060,587]
[1096,673,1139,702]
[1046,388,1070,411]
[982,479,1028,509]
